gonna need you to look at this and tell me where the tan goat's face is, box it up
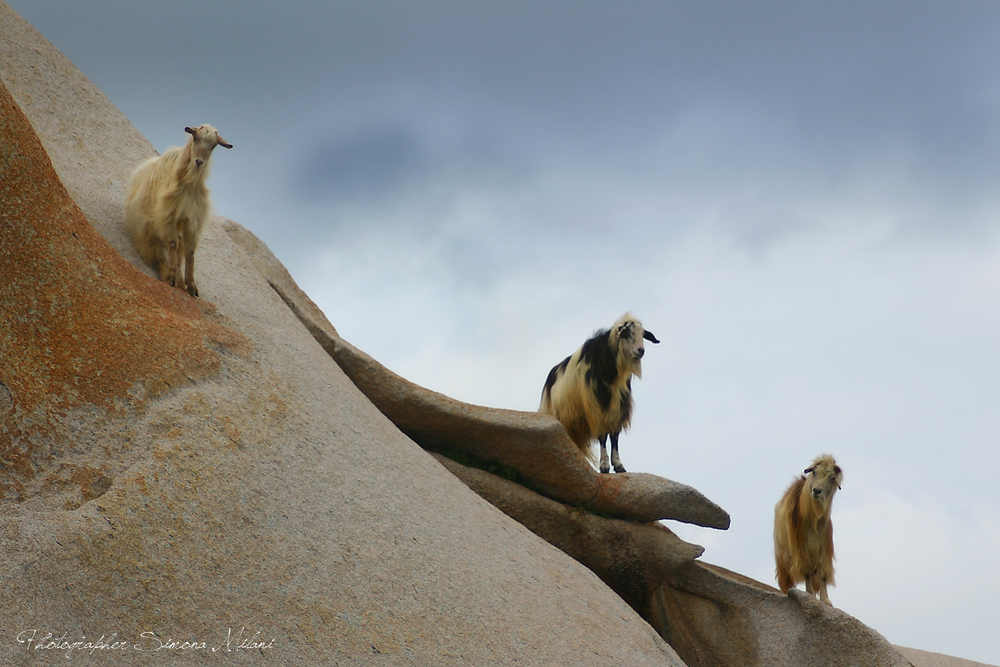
[185,124,233,168]
[803,455,843,505]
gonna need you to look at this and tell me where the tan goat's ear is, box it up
[218,136,233,149]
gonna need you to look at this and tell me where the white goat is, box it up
[540,313,659,473]
[125,124,232,297]
[774,454,843,605]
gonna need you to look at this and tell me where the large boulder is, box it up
[0,5,682,665]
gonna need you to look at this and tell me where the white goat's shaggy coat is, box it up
[125,124,232,297]
[539,313,659,473]
[774,454,843,605]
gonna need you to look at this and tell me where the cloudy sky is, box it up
[9,1,1000,662]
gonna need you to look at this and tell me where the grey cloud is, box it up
[18,1,1000,174]
[12,0,1000,251]
[296,125,430,201]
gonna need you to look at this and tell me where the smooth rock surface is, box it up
[653,563,912,667]
[594,472,730,529]
[899,647,997,667]
[0,6,684,665]
[433,452,705,623]
[330,336,599,505]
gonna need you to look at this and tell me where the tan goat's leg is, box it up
[184,246,198,297]
[818,579,832,605]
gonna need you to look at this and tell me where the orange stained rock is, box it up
[0,79,247,483]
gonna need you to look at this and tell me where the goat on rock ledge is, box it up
[774,454,843,605]
[539,313,659,474]
[125,124,232,297]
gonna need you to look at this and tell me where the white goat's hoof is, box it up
[599,464,611,474]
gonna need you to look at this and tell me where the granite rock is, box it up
[0,6,684,665]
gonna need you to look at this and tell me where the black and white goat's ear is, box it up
[643,330,660,344]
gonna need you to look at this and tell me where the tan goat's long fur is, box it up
[774,454,843,605]
[125,124,231,297]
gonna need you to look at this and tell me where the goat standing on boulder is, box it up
[774,454,843,605]
[125,124,232,297]
[540,313,659,473]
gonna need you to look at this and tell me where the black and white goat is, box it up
[539,313,659,473]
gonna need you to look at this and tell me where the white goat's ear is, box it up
[217,136,233,149]
[643,330,660,344]
[185,126,196,136]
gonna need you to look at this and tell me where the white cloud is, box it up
[306,210,1000,664]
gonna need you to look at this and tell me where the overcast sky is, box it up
[8,1,1000,663]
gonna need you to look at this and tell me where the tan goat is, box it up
[774,454,843,605]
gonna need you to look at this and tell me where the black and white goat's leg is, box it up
[598,434,611,474]
[609,431,626,473]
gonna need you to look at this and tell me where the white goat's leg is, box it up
[598,434,611,474]
[184,245,198,297]
[163,234,182,288]
[610,432,626,473]
[154,241,171,282]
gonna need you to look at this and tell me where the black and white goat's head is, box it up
[610,313,659,378]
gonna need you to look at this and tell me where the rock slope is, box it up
[0,5,682,665]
